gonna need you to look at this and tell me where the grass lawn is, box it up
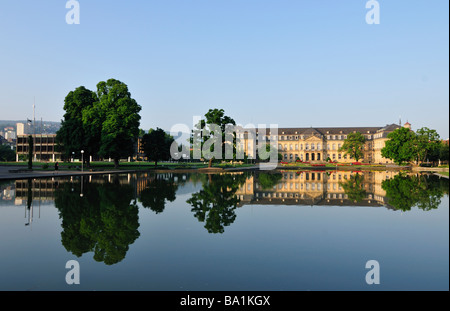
[0,161,255,170]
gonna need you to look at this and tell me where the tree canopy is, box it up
[381,127,417,165]
[381,127,442,165]
[56,79,141,168]
[142,128,174,167]
[339,132,366,162]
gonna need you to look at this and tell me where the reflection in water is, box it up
[382,173,449,211]
[55,176,140,265]
[339,173,367,202]
[2,170,448,265]
[187,173,248,234]
[138,175,178,214]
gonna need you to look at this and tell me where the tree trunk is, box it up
[114,158,119,169]
[208,158,213,168]
[155,160,158,168]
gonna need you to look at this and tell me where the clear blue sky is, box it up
[0,0,448,138]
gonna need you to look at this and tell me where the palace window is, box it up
[305,143,309,150]
[311,143,315,150]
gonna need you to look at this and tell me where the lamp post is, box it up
[81,150,84,172]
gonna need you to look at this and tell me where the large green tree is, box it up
[413,127,441,163]
[96,79,142,168]
[56,86,98,165]
[339,132,366,162]
[57,80,141,168]
[381,127,417,165]
[142,128,174,167]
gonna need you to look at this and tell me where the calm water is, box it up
[0,170,448,291]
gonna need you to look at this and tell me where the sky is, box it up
[0,0,448,138]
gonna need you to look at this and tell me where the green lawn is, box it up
[0,161,254,170]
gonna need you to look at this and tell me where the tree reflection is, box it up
[139,175,178,214]
[257,172,283,190]
[382,174,448,211]
[55,177,140,265]
[339,173,367,202]
[186,173,248,234]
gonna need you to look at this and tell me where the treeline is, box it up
[381,127,449,166]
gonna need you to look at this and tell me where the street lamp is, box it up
[81,150,84,172]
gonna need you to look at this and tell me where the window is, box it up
[295,144,298,150]
[305,143,309,150]
[311,143,315,150]
[327,135,330,140]
[317,144,321,150]
[332,144,336,150]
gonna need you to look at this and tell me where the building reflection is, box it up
[235,170,402,209]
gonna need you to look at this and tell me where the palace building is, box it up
[237,122,409,164]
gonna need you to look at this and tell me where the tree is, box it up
[142,128,174,168]
[0,145,15,162]
[413,127,441,163]
[192,109,237,167]
[381,127,417,165]
[96,79,142,168]
[56,86,98,166]
[339,132,366,162]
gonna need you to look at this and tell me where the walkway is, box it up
[0,166,136,181]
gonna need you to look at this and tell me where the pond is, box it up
[0,170,448,291]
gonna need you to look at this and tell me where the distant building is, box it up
[237,122,409,164]
[15,134,61,162]
[16,123,25,136]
